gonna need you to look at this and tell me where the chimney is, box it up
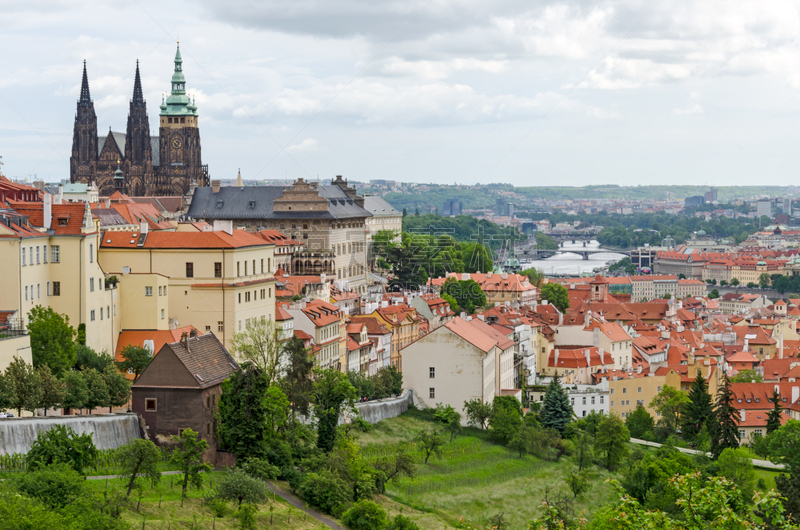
[554,348,559,366]
[105,198,111,208]
[637,364,642,374]
[180,332,190,352]
[599,347,605,365]
[43,193,52,230]
[584,348,591,365]
[744,338,749,352]
[139,220,148,235]
[213,219,233,236]
[740,409,745,422]
[55,184,63,205]
[212,180,221,193]
[793,386,799,404]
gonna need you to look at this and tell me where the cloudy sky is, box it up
[2,0,800,187]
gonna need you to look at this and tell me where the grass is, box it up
[354,409,619,529]
[84,472,327,529]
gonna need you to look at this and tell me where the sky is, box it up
[3,0,800,187]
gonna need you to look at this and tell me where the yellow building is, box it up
[2,198,120,355]
[99,227,276,352]
[286,299,345,370]
[365,305,420,371]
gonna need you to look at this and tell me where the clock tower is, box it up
[156,43,205,195]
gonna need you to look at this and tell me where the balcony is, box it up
[0,318,27,341]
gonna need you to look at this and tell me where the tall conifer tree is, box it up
[681,370,713,443]
[711,373,740,459]
[767,389,784,435]
[540,376,573,433]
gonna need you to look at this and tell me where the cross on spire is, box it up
[132,59,145,107]
[79,60,92,107]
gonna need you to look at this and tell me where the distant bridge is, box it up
[519,248,631,261]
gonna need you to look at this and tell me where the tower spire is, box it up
[79,60,92,107]
[132,60,144,107]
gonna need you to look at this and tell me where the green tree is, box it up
[0,372,11,411]
[650,385,689,435]
[769,419,800,473]
[402,208,408,217]
[731,278,740,286]
[441,277,486,315]
[280,336,314,420]
[759,272,772,289]
[25,425,97,474]
[263,385,290,437]
[463,398,493,429]
[215,468,268,507]
[76,323,86,346]
[767,389,784,435]
[27,305,76,376]
[373,451,415,494]
[387,515,421,530]
[729,368,763,383]
[595,414,629,470]
[540,283,570,313]
[313,368,357,453]
[341,500,390,530]
[4,356,42,416]
[433,403,462,442]
[711,373,741,459]
[299,469,351,514]
[417,429,446,464]
[13,463,86,508]
[565,468,592,499]
[115,344,152,382]
[101,364,131,412]
[61,370,89,412]
[680,370,713,443]
[231,319,284,385]
[218,366,272,460]
[716,447,756,498]
[74,344,114,372]
[626,404,654,439]
[708,288,720,299]
[170,428,212,498]
[36,364,64,416]
[82,367,109,413]
[521,267,547,287]
[775,472,800,522]
[540,377,573,433]
[489,395,523,443]
[118,438,162,498]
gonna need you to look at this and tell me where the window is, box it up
[738,429,746,439]
[657,386,662,393]
[29,247,33,265]
[638,387,642,393]
[622,388,627,394]
[611,400,614,407]
[107,306,110,319]
[186,262,193,278]
[24,285,28,301]
[46,282,50,296]
[205,325,211,332]
[21,247,26,266]
[214,262,222,278]
[36,246,40,264]
[237,262,241,276]
[161,309,165,320]
[591,396,595,404]
[43,244,47,263]
[145,398,157,412]
[51,245,60,263]
[145,286,153,296]
[252,260,255,274]
[90,310,95,321]
[100,307,103,320]
[600,396,604,404]
[53,282,60,296]
[158,286,162,296]
[37,284,40,299]
[239,321,242,331]
[582,397,586,405]
[261,259,264,273]
[754,429,763,437]
[429,367,435,379]
[582,410,587,417]
[218,321,224,332]
[89,243,93,262]
[90,278,94,292]
[429,388,435,399]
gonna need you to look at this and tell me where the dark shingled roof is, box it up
[186,185,372,221]
[91,208,131,228]
[142,333,239,389]
[96,134,160,166]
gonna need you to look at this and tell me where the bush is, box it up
[26,425,97,474]
[239,458,280,481]
[14,463,85,508]
[387,514,421,530]
[353,417,373,433]
[207,497,231,518]
[234,503,258,530]
[341,500,389,530]
[215,469,268,507]
[299,469,351,515]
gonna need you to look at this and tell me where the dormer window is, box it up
[248,200,256,208]
[58,218,68,226]
[216,200,224,208]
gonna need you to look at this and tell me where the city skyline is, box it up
[3,1,800,186]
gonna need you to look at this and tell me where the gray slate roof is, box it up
[363,195,400,217]
[91,208,131,227]
[96,133,160,166]
[186,185,372,221]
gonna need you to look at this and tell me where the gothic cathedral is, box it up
[69,44,209,196]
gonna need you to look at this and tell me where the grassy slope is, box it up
[355,410,619,529]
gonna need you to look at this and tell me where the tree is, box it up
[433,403,462,442]
[769,420,800,473]
[767,389,784,435]
[300,469,351,515]
[74,345,114,372]
[36,364,64,415]
[61,370,89,412]
[708,288,720,299]
[626,404,654,439]
[402,208,408,217]
[26,425,97,474]
[417,429,446,464]
[4,356,42,416]
[118,438,162,498]
[231,319,284,385]
[170,428,212,498]
[374,451,415,493]
[540,377,573,433]
[540,283,570,313]
[730,368,763,383]
[217,366,272,460]
[595,414,629,470]
[489,395,523,443]
[82,368,109,413]
[263,385,290,438]
[0,372,11,411]
[116,344,152,382]
[463,398,492,429]
[102,365,131,412]
[313,368,357,453]
[650,385,689,435]
[341,500,390,530]
[387,515,421,530]
[215,469,268,506]
[441,277,486,315]
[565,469,591,499]
[759,272,772,289]
[711,373,741,459]
[281,337,314,420]
[521,267,547,288]
[731,278,740,287]
[680,370,713,443]
[27,305,76,376]
[716,447,756,498]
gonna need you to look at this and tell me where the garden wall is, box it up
[0,413,140,455]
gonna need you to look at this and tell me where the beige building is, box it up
[287,299,346,370]
[364,304,420,371]
[402,316,516,422]
[363,194,402,242]
[99,226,276,352]
[2,198,120,355]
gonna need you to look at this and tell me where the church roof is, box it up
[187,185,372,221]
[98,131,127,157]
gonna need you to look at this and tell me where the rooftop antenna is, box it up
[0,155,4,177]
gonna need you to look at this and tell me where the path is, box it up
[630,438,784,470]
[86,470,342,529]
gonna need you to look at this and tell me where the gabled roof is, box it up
[101,229,272,249]
[8,200,92,235]
[115,326,199,366]
[349,315,392,336]
[363,195,400,217]
[443,317,508,353]
[301,299,342,327]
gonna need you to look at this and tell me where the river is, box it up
[518,240,627,276]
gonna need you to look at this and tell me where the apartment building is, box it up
[287,299,345,370]
[363,304,420,371]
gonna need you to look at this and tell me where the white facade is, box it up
[567,381,610,418]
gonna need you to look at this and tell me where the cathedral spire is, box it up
[132,60,145,107]
[79,60,92,107]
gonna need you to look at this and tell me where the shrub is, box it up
[341,500,389,530]
[234,503,258,530]
[239,458,280,481]
[26,425,97,474]
[387,514,421,530]
[14,463,85,508]
[215,469,269,507]
[207,497,231,518]
[299,469,350,515]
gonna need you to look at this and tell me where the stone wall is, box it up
[0,413,140,455]
[353,389,413,424]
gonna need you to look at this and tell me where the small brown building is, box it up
[132,331,239,458]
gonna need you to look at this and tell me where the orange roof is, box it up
[349,315,392,336]
[256,230,302,246]
[115,326,199,377]
[105,202,175,230]
[275,306,293,321]
[101,229,271,249]
[9,201,93,236]
[586,321,630,342]
[301,299,342,327]
[549,346,612,369]
[443,317,505,353]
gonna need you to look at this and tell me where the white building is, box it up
[567,381,610,418]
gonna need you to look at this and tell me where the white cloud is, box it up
[285,138,319,152]
[672,103,704,116]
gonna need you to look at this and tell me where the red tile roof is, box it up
[101,229,271,249]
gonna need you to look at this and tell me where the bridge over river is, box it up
[518,240,631,261]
